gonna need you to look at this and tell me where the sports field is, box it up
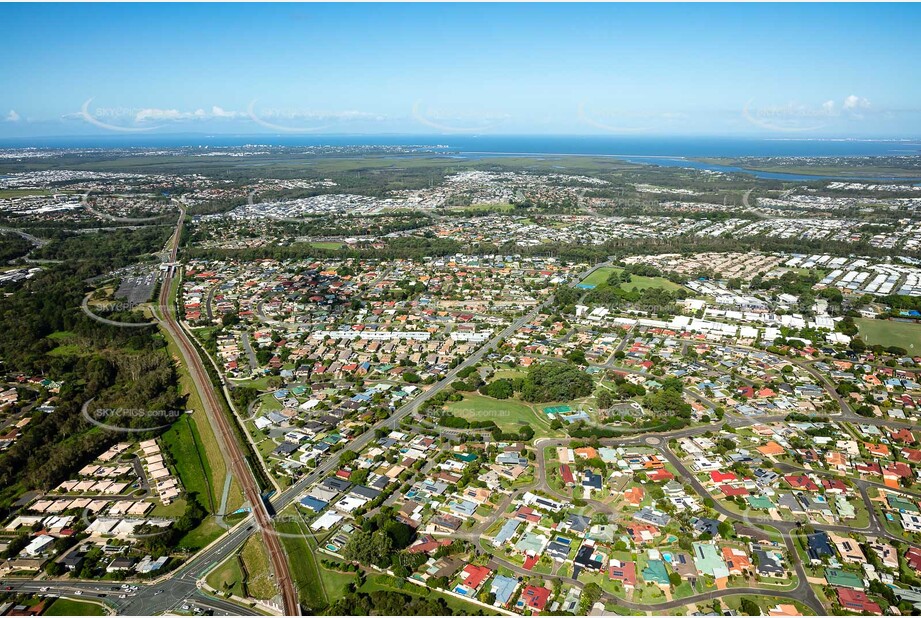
[856,318,921,351]
[309,241,343,250]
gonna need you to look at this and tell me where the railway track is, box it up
[156,210,300,616]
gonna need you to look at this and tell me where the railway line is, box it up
[155,209,300,616]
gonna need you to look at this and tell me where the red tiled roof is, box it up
[521,585,551,611]
[461,564,492,589]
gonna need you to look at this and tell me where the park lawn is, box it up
[230,375,275,391]
[582,267,684,293]
[856,318,921,352]
[582,267,618,287]
[317,561,358,601]
[259,393,283,412]
[206,551,247,598]
[444,393,559,437]
[492,368,527,380]
[620,273,685,293]
[44,598,107,616]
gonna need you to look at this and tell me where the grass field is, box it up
[159,321,243,548]
[241,534,277,599]
[204,533,277,600]
[0,189,57,198]
[229,374,274,391]
[359,574,499,615]
[718,594,816,616]
[493,368,527,380]
[582,267,618,287]
[44,598,107,616]
[274,506,331,611]
[445,393,560,437]
[45,331,86,357]
[459,202,515,212]
[309,241,343,250]
[856,318,921,351]
[206,551,246,598]
[47,343,85,357]
[620,273,685,292]
[581,267,684,292]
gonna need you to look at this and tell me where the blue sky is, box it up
[2,3,920,138]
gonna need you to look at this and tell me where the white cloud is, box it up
[5,110,20,123]
[822,100,836,113]
[843,95,870,110]
[135,108,187,123]
[210,105,242,118]
[72,99,384,133]
[264,109,386,122]
[133,106,246,123]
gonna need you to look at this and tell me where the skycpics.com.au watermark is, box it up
[81,297,162,328]
[94,300,145,314]
[214,511,332,541]
[411,102,508,133]
[78,508,175,541]
[81,398,186,433]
